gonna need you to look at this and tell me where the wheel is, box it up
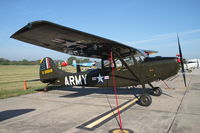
[43,87,48,92]
[139,94,152,106]
[151,87,162,96]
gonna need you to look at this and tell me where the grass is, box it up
[0,65,94,99]
[0,86,44,99]
[0,65,45,99]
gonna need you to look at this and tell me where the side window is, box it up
[135,56,141,63]
[124,56,135,66]
[115,59,122,68]
[140,56,145,62]
[134,56,144,63]
[116,56,135,69]
[103,60,111,68]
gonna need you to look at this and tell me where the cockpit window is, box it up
[134,56,145,63]
[115,56,135,69]
[101,50,145,69]
[124,56,135,65]
[115,59,122,68]
[134,51,145,63]
[103,60,111,68]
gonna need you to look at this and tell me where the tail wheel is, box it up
[44,87,48,92]
[139,94,152,106]
[151,87,162,96]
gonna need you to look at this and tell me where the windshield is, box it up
[101,50,146,69]
[134,51,145,63]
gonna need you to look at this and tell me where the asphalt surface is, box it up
[0,69,200,133]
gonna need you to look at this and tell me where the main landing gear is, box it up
[148,83,162,96]
[138,83,162,106]
[151,87,162,96]
[138,84,152,106]
[139,94,152,106]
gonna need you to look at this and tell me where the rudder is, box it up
[39,57,59,83]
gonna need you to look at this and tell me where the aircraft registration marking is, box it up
[78,98,138,130]
[41,69,53,74]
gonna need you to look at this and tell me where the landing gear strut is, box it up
[111,50,153,107]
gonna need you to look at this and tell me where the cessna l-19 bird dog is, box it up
[11,21,184,106]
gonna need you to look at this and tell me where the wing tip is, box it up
[10,20,51,39]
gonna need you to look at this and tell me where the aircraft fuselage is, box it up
[40,57,179,88]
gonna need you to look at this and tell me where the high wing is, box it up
[11,21,142,59]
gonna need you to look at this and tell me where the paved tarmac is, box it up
[0,69,200,133]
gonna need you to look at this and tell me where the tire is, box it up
[151,87,162,96]
[139,94,152,106]
[43,88,48,92]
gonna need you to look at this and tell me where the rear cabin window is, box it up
[103,60,111,68]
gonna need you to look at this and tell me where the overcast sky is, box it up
[0,0,200,60]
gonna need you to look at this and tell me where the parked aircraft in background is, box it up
[72,60,95,67]
[184,58,199,71]
[61,61,68,67]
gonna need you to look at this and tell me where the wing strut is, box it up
[110,51,123,130]
[112,49,142,84]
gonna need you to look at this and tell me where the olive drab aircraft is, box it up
[11,21,185,106]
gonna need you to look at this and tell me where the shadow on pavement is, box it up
[39,86,153,98]
[0,109,35,122]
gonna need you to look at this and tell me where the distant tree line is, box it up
[0,58,40,65]
[0,57,92,65]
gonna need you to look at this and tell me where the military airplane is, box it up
[11,21,185,107]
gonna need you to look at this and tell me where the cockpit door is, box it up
[114,56,139,86]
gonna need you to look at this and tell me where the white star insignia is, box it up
[96,74,104,83]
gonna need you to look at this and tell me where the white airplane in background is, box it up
[184,58,200,72]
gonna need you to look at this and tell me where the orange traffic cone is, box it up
[23,80,27,90]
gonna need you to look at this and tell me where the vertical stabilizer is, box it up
[39,57,59,83]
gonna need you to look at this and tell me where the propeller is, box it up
[177,34,187,87]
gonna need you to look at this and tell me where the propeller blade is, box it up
[177,34,187,87]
